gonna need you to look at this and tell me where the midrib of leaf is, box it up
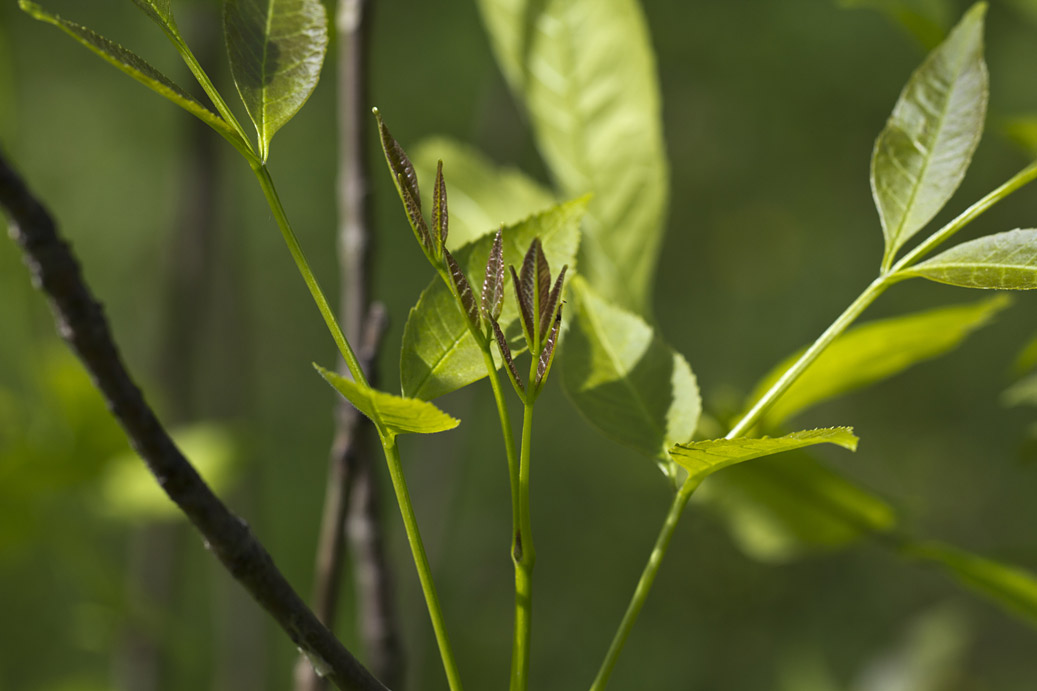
[411,311,472,398]
[578,289,667,446]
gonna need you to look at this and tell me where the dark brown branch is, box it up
[297,1,404,689]
[0,149,388,691]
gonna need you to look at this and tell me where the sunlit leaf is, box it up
[401,197,586,400]
[130,0,180,38]
[744,296,1009,428]
[478,0,668,315]
[412,137,555,248]
[316,365,459,436]
[19,1,237,142]
[98,423,240,521]
[225,0,328,161]
[563,276,700,478]
[671,428,859,484]
[375,111,434,253]
[699,451,896,562]
[900,229,1037,289]
[871,2,987,269]
[907,541,1037,626]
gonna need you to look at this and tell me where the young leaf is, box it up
[19,1,238,142]
[562,276,700,474]
[511,264,535,347]
[432,160,448,254]
[699,451,897,563]
[907,541,1037,627]
[375,110,434,253]
[871,2,987,269]
[478,0,668,315]
[131,0,180,39]
[401,197,586,400]
[541,265,567,342]
[482,229,505,322]
[493,319,524,393]
[443,247,480,332]
[412,137,555,248]
[899,229,1037,289]
[535,306,563,391]
[670,428,859,484]
[744,295,1010,428]
[315,365,459,436]
[224,0,329,161]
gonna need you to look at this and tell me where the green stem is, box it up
[380,437,465,691]
[251,164,367,385]
[589,477,701,691]
[510,399,536,691]
[481,347,522,534]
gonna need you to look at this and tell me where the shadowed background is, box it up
[1,0,1036,689]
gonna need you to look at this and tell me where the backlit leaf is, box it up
[401,197,586,400]
[563,276,700,477]
[907,541,1037,627]
[478,0,669,315]
[131,0,179,38]
[316,365,459,436]
[744,296,1009,428]
[671,428,859,484]
[698,451,896,562]
[225,0,329,161]
[19,1,237,142]
[871,2,987,269]
[900,229,1037,289]
[412,137,555,248]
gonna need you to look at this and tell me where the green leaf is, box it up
[401,197,586,400]
[871,2,987,269]
[375,111,434,254]
[698,451,897,562]
[481,229,505,322]
[670,428,859,484]
[900,229,1037,289]
[478,0,669,315]
[98,423,240,521]
[315,365,459,436]
[412,137,555,248]
[907,541,1037,627]
[224,0,329,161]
[1002,371,1037,407]
[404,200,584,400]
[130,0,180,38]
[744,296,1010,428]
[563,276,700,477]
[18,1,237,142]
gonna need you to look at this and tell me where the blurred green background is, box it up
[2,0,1037,689]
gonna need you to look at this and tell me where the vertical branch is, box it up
[296,0,403,689]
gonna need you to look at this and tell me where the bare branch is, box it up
[0,149,388,691]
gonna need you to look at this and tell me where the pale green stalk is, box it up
[510,393,536,691]
[589,160,1037,690]
[252,163,464,691]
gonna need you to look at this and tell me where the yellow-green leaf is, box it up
[871,2,987,269]
[18,1,237,143]
[900,229,1037,289]
[225,0,329,161]
[671,428,859,484]
[316,365,459,436]
[744,296,1009,429]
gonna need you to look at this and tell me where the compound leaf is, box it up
[563,276,700,480]
[225,0,328,161]
[412,138,555,248]
[871,2,987,269]
[19,1,237,141]
[744,296,1009,429]
[901,229,1037,289]
[478,0,668,315]
[401,197,586,400]
[316,365,459,436]
[671,428,859,484]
